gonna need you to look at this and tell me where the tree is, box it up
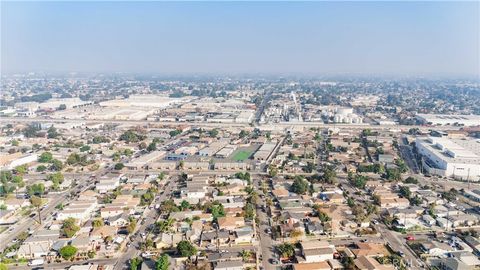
[36,165,47,172]
[322,166,337,184]
[372,194,381,206]
[404,177,418,184]
[0,263,8,270]
[277,243,295,258]
[114,163,125,170]
[141,191,154,205]
[92,219,104,228]
[27,183,45,196]
[38,152,53,163]
[244,202,256,220]
[351,205,367,222]
[239,130,249,138]
[385,168,401,181]
[14,165,27,175]
[156,254,170,270]
[351,174,368,189]
[318,211,331,222]
[209,202,225,220]
[395,159,408,173]
[208,129,219,138]
[62,218,80,238]
[92,135,110,144]
[290,229,304,238]
[87,250,96,259]
[23,124,40,138]
[442,188,458,202]
[268,165,278,177]
[130,257,142,270]
[399,186,411,199]
[160,199,180,213]
[409,195,422,206]
[80,145,91,152]
[147,142,157,152]
[176,240,197,257]
[30,195,43,224]
[180,200,190,210]
[365,202,378,215]
[342,257,355,270]
[127,219,137,234]
[50,159,64,171]
[235,172,251,181]
[47,126,60,139]
[120,130,146,143]
[59,245,77,260]
[67,153,89,166]
[240,250,252,262]
[48,172,64,190]
[156,218,174,233]
[290,177,309,195]
[303,162,316,173]
[169,129,182,138]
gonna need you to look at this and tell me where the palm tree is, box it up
[240,250,252,262]
[266,198,273,207]
[157,218,174,233]
[30,195,43,224]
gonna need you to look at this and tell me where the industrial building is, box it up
[416,114,480,127]
[198,140,229,157]
[124,151,166,170]
[415,137,480,181]
[253,141,278,161]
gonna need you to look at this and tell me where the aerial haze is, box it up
[1,1,479,76]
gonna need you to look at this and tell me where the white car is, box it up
[141,252,153,258]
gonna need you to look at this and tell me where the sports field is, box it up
[232,150,253,161]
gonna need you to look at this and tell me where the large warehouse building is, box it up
[415,136,480,181]
[416,114,480,127]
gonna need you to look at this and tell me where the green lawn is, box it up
[232,150,253,161]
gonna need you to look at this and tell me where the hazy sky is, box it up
[1,1,479,76]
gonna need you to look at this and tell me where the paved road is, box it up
[398,137,419,174]
[0,193,66,250]
[375,223,424,270]
[255,90,272,123]
[254,178,278,270]
[113,174,177,270]
[0,180,93,251]
[8,258,117,270]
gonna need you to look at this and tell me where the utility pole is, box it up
[467,168,471,189]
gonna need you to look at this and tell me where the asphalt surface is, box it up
[113,175,177,270]
[254,178,279,270]
[0,178,95,251]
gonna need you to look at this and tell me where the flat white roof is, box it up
[417,137,480,164]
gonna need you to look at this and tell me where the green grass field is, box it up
[232,150,253,161]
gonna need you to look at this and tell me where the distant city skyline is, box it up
[1,1,479,77]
